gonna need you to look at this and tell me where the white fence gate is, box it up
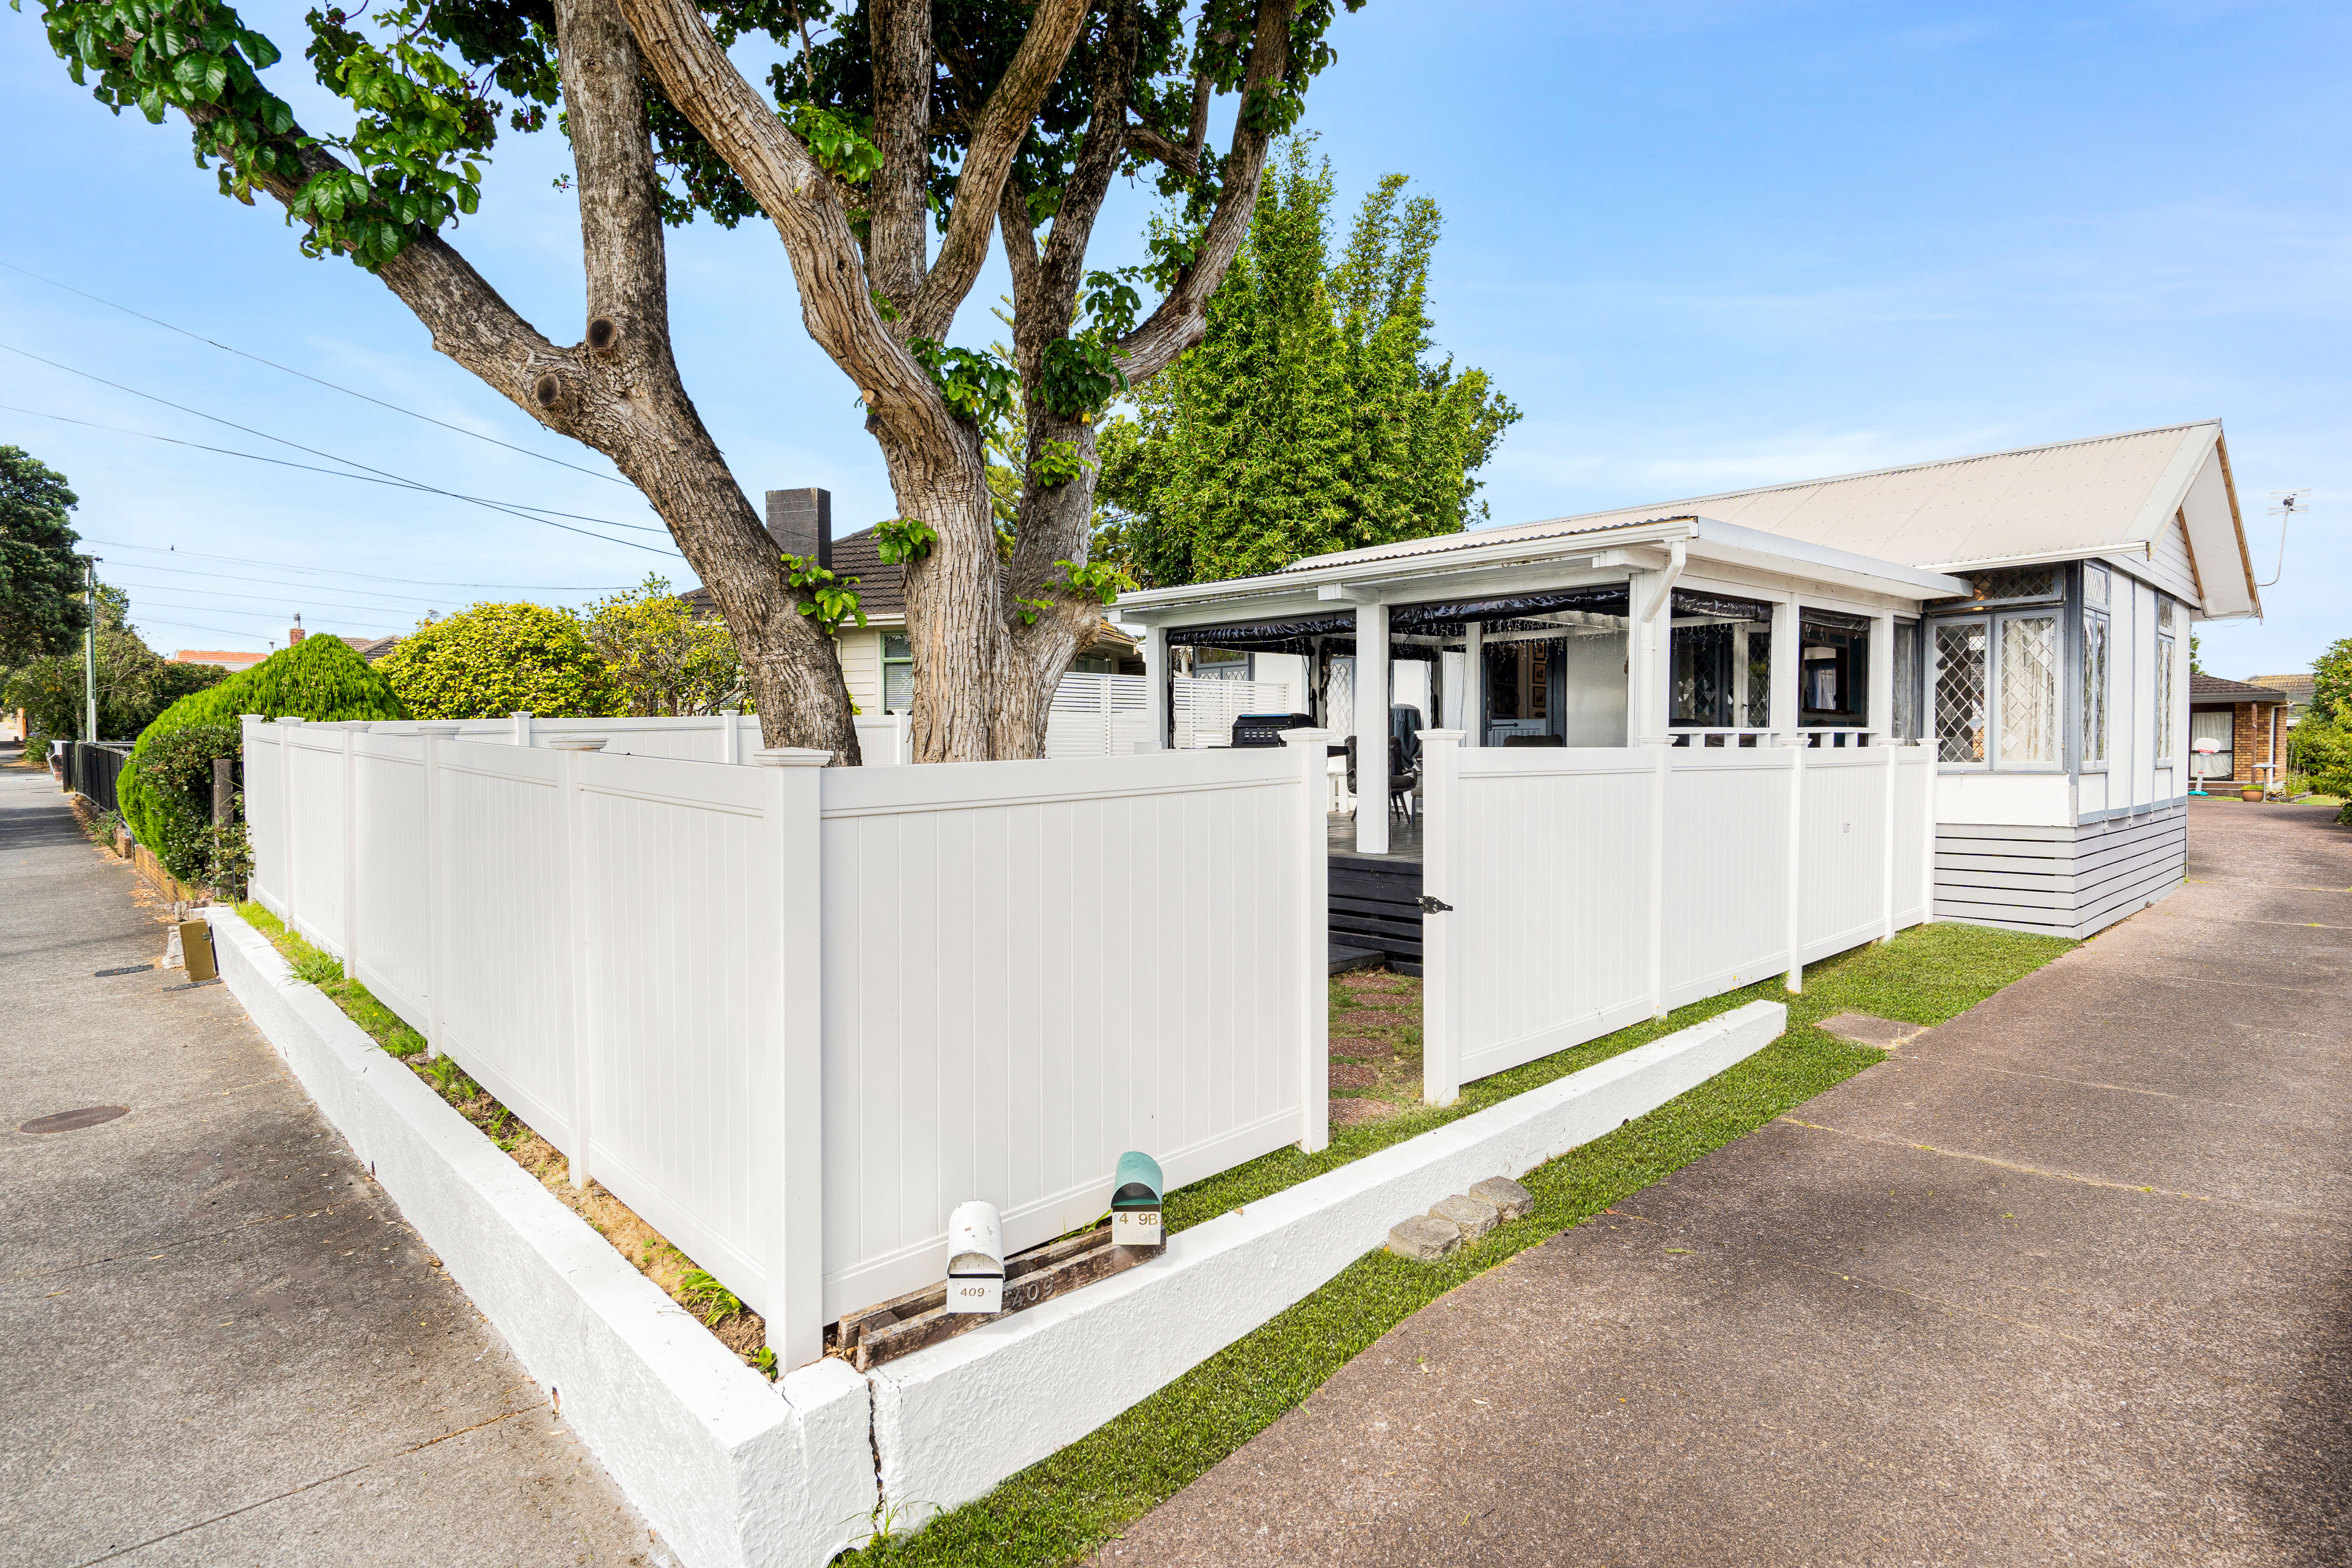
[1418,733,1934,1102]
[1173,677,1295,751]
[241,716,1328,1365]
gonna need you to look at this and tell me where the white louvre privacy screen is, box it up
[1418,733,1934,1103]
[1172,677,1296,750]
[1045,672,1150,759]
[240,718,1329,1366]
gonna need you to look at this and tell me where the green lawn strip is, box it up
[846,920,2070,1566]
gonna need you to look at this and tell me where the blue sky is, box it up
[2,0,2343,675]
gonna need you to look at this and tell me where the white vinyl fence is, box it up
[1045,672,1150,759]
[241,716,1328,1366]
[1418,733,1935,1102]
[345,709,914,766]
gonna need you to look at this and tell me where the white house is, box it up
[1118,419,2261,941]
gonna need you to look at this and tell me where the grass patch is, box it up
[232,901,774,1370]
[846,920,2071,1565]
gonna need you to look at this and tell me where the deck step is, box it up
[1328,942,1385,976]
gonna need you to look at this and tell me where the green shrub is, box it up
[119,636,407,883]
[376,602,617,719]
[2293,717,2352,821]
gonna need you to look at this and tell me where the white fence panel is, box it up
[1423,735,1940,1102]
[282,726,350,958]
[430,743,579,1150]
[242,720,289,917]
[1661,751,1792,1007]
[573,750,818,1325]
[815,742,1324,1318]
[349,732,431,1032]
[1798,751,1889,962]
[1893,748,1933,926]
[1430,746,1657,1092]
[1172,677,1294,751]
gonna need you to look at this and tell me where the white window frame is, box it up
[881,631,913,714]
[1931,616,1991,769]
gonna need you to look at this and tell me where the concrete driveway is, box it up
[0,764,662,1567]
[1102,799,2352,1567]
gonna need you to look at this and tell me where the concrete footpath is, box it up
[1103,799,2352,1567]
[0,763,662,1568]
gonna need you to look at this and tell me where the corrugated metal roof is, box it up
[1283,420,2221,575]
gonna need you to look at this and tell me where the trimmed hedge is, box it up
[120,636,408,882]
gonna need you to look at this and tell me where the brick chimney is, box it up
[764,488,831,571]
[288,613,306,646]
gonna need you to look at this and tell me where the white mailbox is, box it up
[946,1200,1005,1314]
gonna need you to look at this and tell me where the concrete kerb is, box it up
[868,999,1787,1525]
[203,907,877,1568]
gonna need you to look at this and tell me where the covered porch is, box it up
[1117,513,1969,855]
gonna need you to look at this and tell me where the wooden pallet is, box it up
[838,1224,1165,1371]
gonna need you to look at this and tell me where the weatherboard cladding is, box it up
[1932,807,2187,939]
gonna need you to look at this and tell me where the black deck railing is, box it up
[63,741,134,816]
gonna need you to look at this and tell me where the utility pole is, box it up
[83,555,100,742]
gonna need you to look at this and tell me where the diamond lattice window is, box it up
[1999,615,2059,765]
[1935,621,1988,763]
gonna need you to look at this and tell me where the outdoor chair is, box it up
[1345,737,1420,819]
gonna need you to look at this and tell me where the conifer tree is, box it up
[1099,140,1520,586]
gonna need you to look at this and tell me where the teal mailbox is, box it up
[1110,1151,1165,1246]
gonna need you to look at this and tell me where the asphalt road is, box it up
[0,762,664,1568]
[1101,799,2352,1567]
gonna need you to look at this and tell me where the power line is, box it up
[116,588,423,625]
[82,538,644,592]
[129,613,305,644]
[2,404,669,531]
[0,256,634,487]
[103,561,475,607]
[0,343,684,557]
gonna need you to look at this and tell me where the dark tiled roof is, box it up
[681,525,904,622]
[341,635,400,662]
[2189,672,2289,703]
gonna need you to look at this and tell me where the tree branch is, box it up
[1112,0,1296,386]
[612,0,938,437]
[865,0,931,314]
[1122,116,1196,178]
[904,0,1094,341]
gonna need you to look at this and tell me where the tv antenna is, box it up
[2258,490,2305,587]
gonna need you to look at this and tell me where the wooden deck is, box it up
[1328,812,1425,975]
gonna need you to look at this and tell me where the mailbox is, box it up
[946,1200,1005,1314]
[1109,1151,1165,1247]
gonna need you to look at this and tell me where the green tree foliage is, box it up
[2293,717,2352,822]
[120,634,405,876]
[2308,636,2351,724]
[0,446,90,665]
[1,587,223,746]
[1098,140,1521,587]
[579,576,746,717]
[377,602,615,719]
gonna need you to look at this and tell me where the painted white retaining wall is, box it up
[870,999,1788,1523]
[243,718,1331,1364]
[1420,733,1933,1101]
[203,905,878,1568]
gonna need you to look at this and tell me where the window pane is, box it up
[2081,613,2109,765]
[1671,623,1733,726]
[2155,635,2174,759]
[1935,621,1988,763]
[1930,565,2061,610]
[884,664,913,713]
[2083,561,2109,608]
[1744,630,1772,729]
[1893,621,1920,740]
[1998,615,2059,765]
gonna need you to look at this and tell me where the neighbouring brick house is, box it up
[2188,673,2291,791]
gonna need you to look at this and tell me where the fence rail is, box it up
[242,716,1329,1365]
[1419,734,1935,1102]
[62,741,133,815]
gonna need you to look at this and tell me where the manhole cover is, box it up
[20,1105,130,1135]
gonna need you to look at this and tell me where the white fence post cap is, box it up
[413,721,466,735]
[271,716,307,725]
[1279,727,1334,746]
[751,747,831,768]
[545,736,608,752]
